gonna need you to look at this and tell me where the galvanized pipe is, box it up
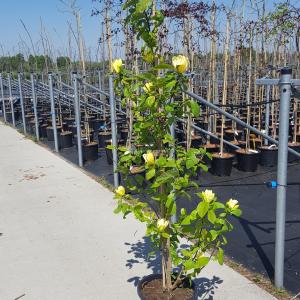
[178,118,240,150]
[17,73,27,134]
[8,74,16,127]
[109,75,119,188]
[72,73,83,167]
[274,68,292,288]
[184,90,300,159]
[264,85,271,146]
[31,74,40,141]
[48,73,59,152]
[0,73,7,122]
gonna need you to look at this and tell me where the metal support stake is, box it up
[0,73,7,122]
[73,73,83,167]
[31,74,40,141]
[109,75,119,188]
[18,73,27,134]
[98,71,104,113]
[264,85,271,146]
[48,73,59,152]
[8,73,16,127]
[275,67,292,288]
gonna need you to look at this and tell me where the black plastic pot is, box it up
[98,132,112,148]
[236,149,260,172]
[137,274,196,300]
[60,131,73,148]
[288,142,300,163]
[259,146,278,167]
[191,136,202,148]
[211,153,234,176]
[64,117,75,126]
[203,144,219,166]
[46,126,62,141]
[83,142,98,161]
[40,124,48,138]
[225,129,242,141]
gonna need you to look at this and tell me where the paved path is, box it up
[0,122,276,300]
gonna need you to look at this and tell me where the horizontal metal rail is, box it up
[184,90,300,159]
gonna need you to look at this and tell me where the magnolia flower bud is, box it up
[143,152,155,165]
[201,190,215,203]
[115,185,125,196]
[157,218,169,231]
[111,59,123,74]
[226,199,239,210]
[172,55,189,74]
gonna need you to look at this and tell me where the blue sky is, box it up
[0,0,298,59]
[0,0,101,57]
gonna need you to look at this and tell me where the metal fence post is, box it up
[31,74,40,141]
[274,67,292,288]
[264,85,271,146]
[48,73,59,152]
[72,73,83,167]
[109,75,119,188]
[18,73,27,134]
[0,73,7,122]
[8,73,16,127]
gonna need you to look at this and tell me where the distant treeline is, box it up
[0,53,104,74]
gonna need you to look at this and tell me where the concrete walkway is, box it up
[0,122,276,300]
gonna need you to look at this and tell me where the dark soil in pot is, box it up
[46,126,62,141]
[288,142,300,163]
[137,274,196,300]
[235,148,260,172]
[83,142,98,162]
[60,131,73,148]
[211,153,234,176]
[258,145,278,167]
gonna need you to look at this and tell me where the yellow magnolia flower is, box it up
[201,189,215,203]
[226,199,239,210]
[115,185,125,196]
[143,82,153,93]
[111,59,123,74]
[143,152,155,165]
[172,55,189,74]
[157,218,169,231]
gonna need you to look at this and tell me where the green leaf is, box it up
[208,210,216,224]
[166,193,175,208]
[195,256,210,268]
[189,100,200,117]
[181,216,191,225]
[217,248,224,265]
[136,0,152,13]
[146,168,156,180]
[197,201,209,218]
[146,96,156,107]
[231,208,242,217]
